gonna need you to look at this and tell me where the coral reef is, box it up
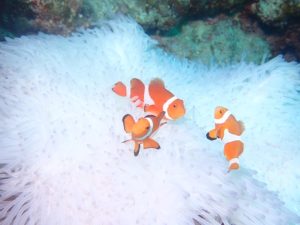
[28,0,83,35]
[244,0,300,61]
[0,0,299,62]
[0,17,300,225]
[1,0,188,35]
[251,0,300,27]
[158,17,270,64]
[80,0,182,31]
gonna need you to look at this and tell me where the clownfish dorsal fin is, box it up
[122,114,135,133]
[130,78,144,89]
[238,120,245,134]
[150,78,165,88]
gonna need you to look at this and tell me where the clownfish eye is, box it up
[219,110,223,114]
[173,104,177,108]
[146,126,150,130]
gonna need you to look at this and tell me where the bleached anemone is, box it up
[0,17,299,225]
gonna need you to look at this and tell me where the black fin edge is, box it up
[206,132,217,141]
[134,144,140,156]
[122,114,131,132]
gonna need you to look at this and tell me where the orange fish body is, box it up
[113,78,185,120]
[206,106,245,172]
[122,111,165,156]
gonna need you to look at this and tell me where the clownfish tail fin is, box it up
[112,81,127,97]
[228,158,240,172]
[238,120,245,133]
[122,114,135,133]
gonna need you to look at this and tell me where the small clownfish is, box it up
[112,78,185,121]
[122,111,166,156]
[206,106,245,172]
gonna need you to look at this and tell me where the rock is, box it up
[29,0,83,35]
[0,0,253,37]
[266,24,300,61]
[80,0,188,32]
[1,0,189,35]
[190,0,251,16]
[0,28,13,41]
[0,0,35,40]
[158,17,270,65]
[251,0,300,27]
[240,1,300,61]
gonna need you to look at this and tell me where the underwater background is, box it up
[0,1,300,225]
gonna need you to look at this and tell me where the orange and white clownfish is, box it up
[122,111,166,156]
[206,106,245,172]
[112,78,185,120]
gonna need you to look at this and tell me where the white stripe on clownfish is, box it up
[229,158,239,166]
[130,95,143,107]
[163,96,178,120]
[214,110,231,124]
[133,99,143,107]
[130,96,139,101]
[126,84,131,98]
[143,85,154,105]
[127,84,154,107]
[222,129,242,144]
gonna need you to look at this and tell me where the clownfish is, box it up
[122,111,165,156]
[112,78,185,120]
[206,106,245,172]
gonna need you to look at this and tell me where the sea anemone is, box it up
[0,17,299,225]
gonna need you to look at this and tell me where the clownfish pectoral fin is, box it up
[160,122,167,127]
[134,142,140,156]
[143,138,160,150]
[206,132,217,141]
[112,81,127,97]
[157,111,166,121]
[238,120,245,134]
[206,129,218,141]
[122,114,135,133]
